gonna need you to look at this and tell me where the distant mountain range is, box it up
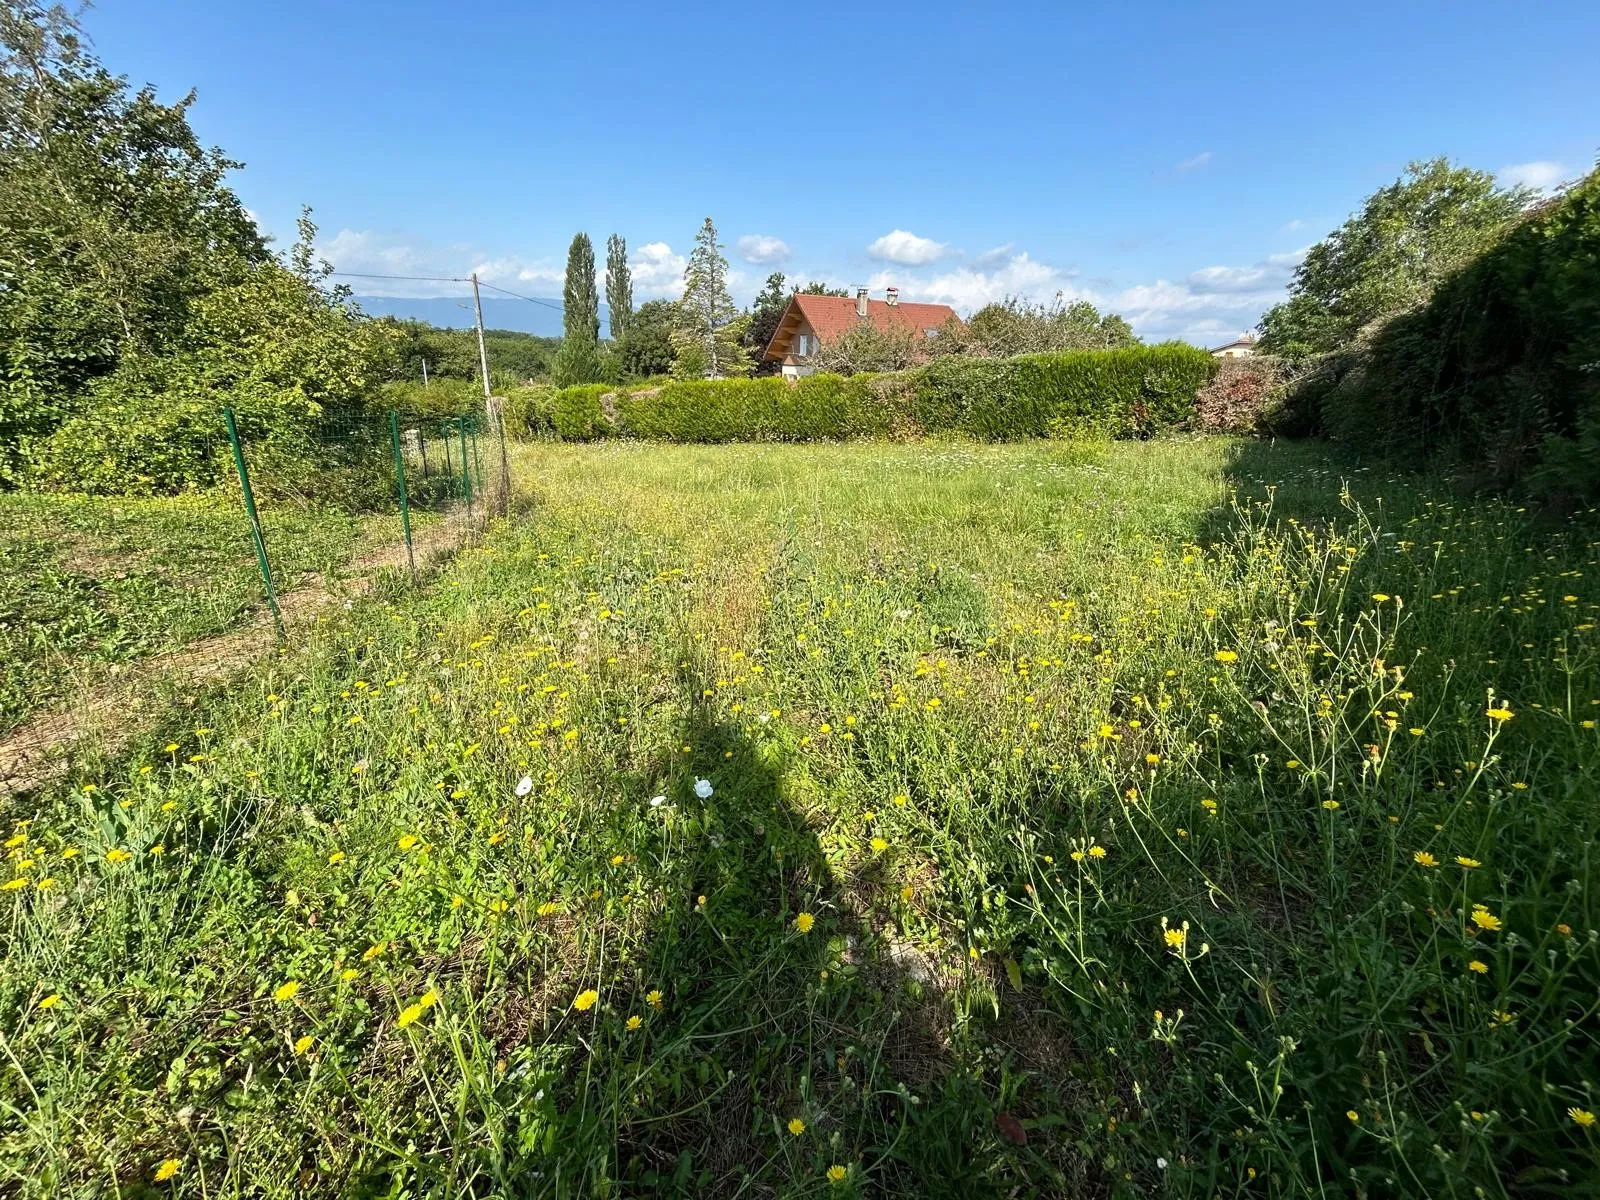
[351,295,610,338]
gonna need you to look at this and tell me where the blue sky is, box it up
[87,0,1598,343]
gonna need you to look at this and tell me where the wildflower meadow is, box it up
[2,438,1596,1197]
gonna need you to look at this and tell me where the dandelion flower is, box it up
[1455,856,1481,869]
[1163,927,1186,949]
[870,837,888,853]
[419,988,441,1010]
[328,850,345,865]
[1485,707,1513,722]
[273,981,301,1003]
[1413,851,1438,868]
[1321,799,1340,810]
[1088,845,1107,859]
[1214,649,1238,663]
[397,834,419,851]
[1347,1110,1360,1122]
[694,778,714,799]
[104,848,132,865]
[37,994,60,1009]
[294,1035,315,1055]
[646,989,663,1008]
[515,776,534,797]
[1471,904,1502,931]
[1570,1107,1596,1128]
[396,1003,424,1028]
[1468,960,1488,974]
[788,1117,806,1135]
[795,912,816,934]
[1372,593,1390,602]
[154,1158,181,1182]
[573,989,599,1012]
[827,1165,847,1183]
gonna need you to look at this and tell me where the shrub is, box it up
[1194,356,1293,435]
[503,384,558,438]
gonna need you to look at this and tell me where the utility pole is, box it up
[470,272,512,513]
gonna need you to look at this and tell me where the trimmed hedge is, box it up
[544,343,1216,444]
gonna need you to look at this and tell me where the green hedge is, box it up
[543,343,1216,444]
[1304,166,1600,495]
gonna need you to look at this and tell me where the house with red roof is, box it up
[762,288,961,379]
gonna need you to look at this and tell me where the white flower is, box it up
[693,777,713,799]
[649,794,666,808]
[514,776,533,797]
[1156,1157,1168,1170]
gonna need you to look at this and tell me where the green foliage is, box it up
[1308,164,1600,495]
[616,299,677,380]
[0,1,266,482]
[743,272,789,373]
[553,233,602,386]
[378,376,482,419]
[385,319,556,384]
[814,320,923,375]
[954,296,1139,357]
[1259,158,1529,358]
[531,344,1216,444]
[604,234,631,341]
[551,383,613,441]
[502,383,558,438]
[672,217,749,378]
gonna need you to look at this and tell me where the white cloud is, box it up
[630,241,686,299]
[866,252,1083,313]
[1281,218,1305,232]
[867,229,949,265]
[1176,151,1213,172]
[736,234,791,264]
[1498,160,1570,191]
[972,243,1014,267]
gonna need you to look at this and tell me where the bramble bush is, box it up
[540,343,1217,444]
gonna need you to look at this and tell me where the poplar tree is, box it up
[553,232,601,384]
[605,234,632,341]
[672,216,749,378]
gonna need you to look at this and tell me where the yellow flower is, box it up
[273,981,301,1003]
[646,989,663,1008]
[1321,799,1339,810]
[626,1014,642,1031]
[1346,1109,1360,1122]
[795,912,816,934]
[610,854,624,866]
[1570,1107,1596,1128]
[869,837,888,853]
[397,834,419,851]
[893,793,909,807]
[1214,649,1238,663]
[1145,753,1160,765]
[488,832,508,846]
[294,1035,315,1055]
[154,1158,181,1182]
[419,988,440,1010]
[1455,856,1481,869]
[396,1003,424,1028]
[1557,923,1573,936]
[1163,927,1186,949]
[34,877,55,889]
[38,993,60,1009]
[900,884,914,902]
[788,1117,806,1135]
[104,848,132,865]
[1088,845,1107,859]
[327,850,345,865]
[1409,727,1425,736]
[1371,593,1390,602]
[1485,707,1513,722]
[1201,798,1218,813]
[1413,851,1438,868]
[340,968,359,982]
[573,989,599,1012]
[827,1165,847,1184]
[1471,905,1502,932]
[362,941,388,961]
[1468,960,1488,974]
[1,878,25,891]
[1511,781,1528,790]
[536,901,560,917]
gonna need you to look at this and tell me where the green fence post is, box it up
[222,406,284,639]
[389,409,417,582]
[459,414,473,522]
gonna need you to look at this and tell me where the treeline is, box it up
[503,343,1216,444]
[1249,156,1600,497]
[549,219,1139,387]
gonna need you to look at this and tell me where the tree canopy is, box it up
[553,232,602,384]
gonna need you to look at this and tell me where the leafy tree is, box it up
[672,217,749,378]
[744,272,790,373]
[1259,158,1530,357]
[553,232,601,384]
[0,0,265,477]
[605,233,632,341]
[814,321,921,375]
[798,281,849,297]
[949,296,1138,357]
[617,299,677,380]
[383,319,557,385]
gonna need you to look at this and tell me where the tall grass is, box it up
[1,439,1595,1197]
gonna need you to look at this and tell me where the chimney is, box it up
[885,286,899,307]
[855,286,869,319]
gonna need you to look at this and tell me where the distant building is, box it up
[1210,333,1259,358]
[763,288,961,379]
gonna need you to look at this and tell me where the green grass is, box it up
[0,493,425,734]
[2,438,1597,1197]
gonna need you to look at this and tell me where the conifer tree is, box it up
[671,217,749,378]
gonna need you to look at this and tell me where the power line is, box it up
[473,279,564,312]
[330,271,470,283]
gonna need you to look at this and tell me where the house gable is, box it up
[763,293,962,364]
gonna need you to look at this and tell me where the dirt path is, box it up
[0,504,480,799]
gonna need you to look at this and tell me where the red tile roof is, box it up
[764,294,962,361]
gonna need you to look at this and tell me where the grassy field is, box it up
[1,437,1597,1197]
[0,493,426,735]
